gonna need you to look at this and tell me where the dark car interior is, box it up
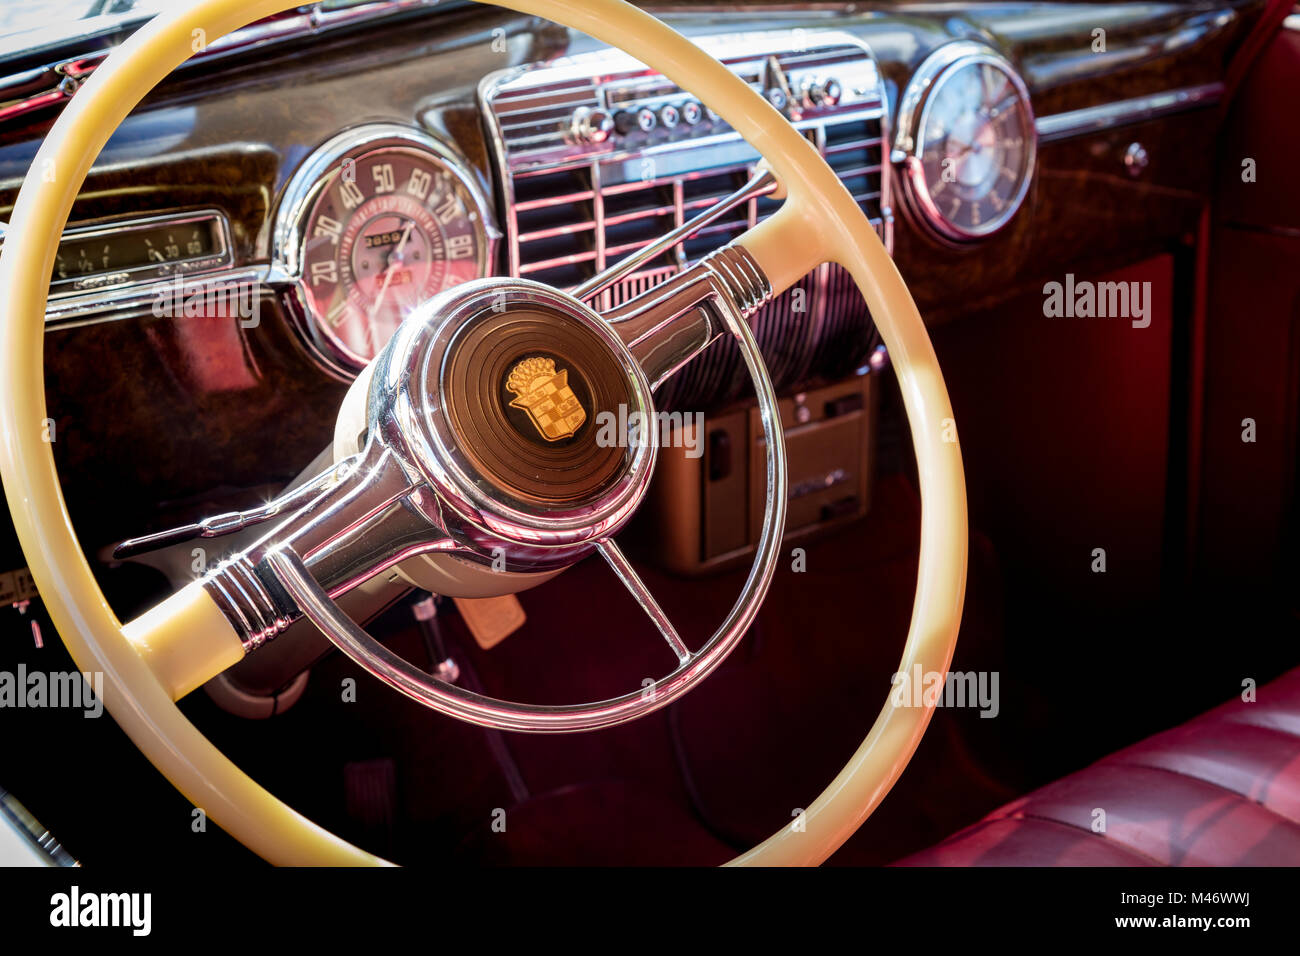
[0,0,1297,868]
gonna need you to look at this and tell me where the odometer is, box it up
[280,126,495,370]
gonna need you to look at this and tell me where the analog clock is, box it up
[894,42,1036,243]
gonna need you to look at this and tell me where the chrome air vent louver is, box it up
[481,30,892,409]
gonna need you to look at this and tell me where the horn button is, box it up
[377,279,657,551]
[442,307,634,504]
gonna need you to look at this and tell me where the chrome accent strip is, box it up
[1035,83,1225,143]
[42,264,267,331]
[0,209,235,320]
[221,558,282,650]
[492,106,888,178]
[703,243,772,320]
[205,562,266,652]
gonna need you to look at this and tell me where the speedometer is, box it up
[893,42,1036,243]
[275,125,496,372]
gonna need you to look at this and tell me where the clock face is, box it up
[905,52,1036,241]
[299,143,490,365]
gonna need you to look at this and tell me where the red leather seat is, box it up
[898,667,1300,866]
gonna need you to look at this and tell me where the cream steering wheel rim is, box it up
[0,0,968,866]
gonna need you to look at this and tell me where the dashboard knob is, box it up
[615,107,658,135]
[1123,141,1149,178]
[804,77,842,108]
[569,107,614,145]
[765,87,788,111]
[680,100,704,126]
[658,103,680,130]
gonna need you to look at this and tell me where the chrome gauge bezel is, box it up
[893,41,1037,244]
[270,122,500,379]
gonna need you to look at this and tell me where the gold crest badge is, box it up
[505,356,586,442]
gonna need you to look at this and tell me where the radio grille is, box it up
[481,31,891,409]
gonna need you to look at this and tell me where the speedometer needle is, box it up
[370,218,416,323]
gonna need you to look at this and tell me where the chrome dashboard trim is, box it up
[573,168,779,302]
[479,27,893,303]
[41,265,269,332]
[1034,82,1225,143]
[4,209,234,325]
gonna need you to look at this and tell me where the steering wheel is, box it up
[0,0,967,865]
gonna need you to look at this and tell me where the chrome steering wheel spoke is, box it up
[574,168,778,304]
[596,538,692,666]
[582,168,779,391]
[601,243,773,390]
[198,437,459,651]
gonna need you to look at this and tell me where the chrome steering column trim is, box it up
[196,439,456,652]
[204,552,296,652]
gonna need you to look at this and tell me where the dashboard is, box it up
[0,0,1254,555]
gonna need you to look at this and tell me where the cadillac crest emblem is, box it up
[505,356,587,442]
